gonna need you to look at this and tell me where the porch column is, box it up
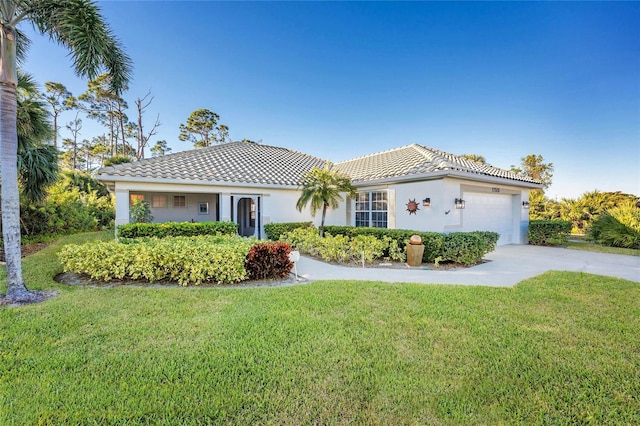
[114,189,130,230]
[220,193,232,222]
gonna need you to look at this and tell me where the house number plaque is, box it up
[492,187,500,193]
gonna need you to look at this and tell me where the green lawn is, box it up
[565,240,640,256]
[1,232,639,424]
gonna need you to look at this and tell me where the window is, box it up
[173,195,186,208]
[151,195,167,208]
[355,190,388,228]
[199,202,209,215]
[129,193,144,206]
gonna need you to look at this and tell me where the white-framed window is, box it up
[151,194,168,208]
[173,195,186,208]
[199,202,209,215]
[355,190,388,228]
[129,193,144,206]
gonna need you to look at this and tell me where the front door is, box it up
[236,196,260,237]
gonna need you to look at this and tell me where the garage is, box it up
[460,192,516,245]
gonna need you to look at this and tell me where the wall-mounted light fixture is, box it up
[454,198,466,209]
[522,201,530,209]
[422,197,431,207]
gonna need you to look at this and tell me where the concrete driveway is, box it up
[293,245,640,287]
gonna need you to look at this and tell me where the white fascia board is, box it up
[352,170,543,189]
[96,175,300,191]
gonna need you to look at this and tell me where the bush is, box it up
[117,221,238,239]
[528,220,572,246]
[441,232,498,265]
[245,242,294,280]
[59,235,253,286]
[130,200,153,223]
[281,227,406,265]
[587,203,640,249]
[322,226,444,262]
[264,222,313,241]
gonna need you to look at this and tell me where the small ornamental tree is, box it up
[296,162,356,237]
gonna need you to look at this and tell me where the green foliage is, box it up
[587,203,640,249]
[129,199,153,223]
[264,222,313,241]
[510,154,554,190]
[117,221,238,238]
[441,232,499,265]
[281,227,406,264]
[245,242,294,280]
[103,155,133,166]
[59,235,253,285]
[296,162,356,236]
[323,226,445,262]
[19,173,115,237]
[179,108,229,148]
[528,220,572,246]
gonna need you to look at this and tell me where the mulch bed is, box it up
[0,242,51,263]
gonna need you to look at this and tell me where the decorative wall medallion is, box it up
[406,199,420,215]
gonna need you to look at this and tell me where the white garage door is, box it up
[460,192,514,245]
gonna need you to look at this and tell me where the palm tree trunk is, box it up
[320,203,328,237]
[0,23,29,300]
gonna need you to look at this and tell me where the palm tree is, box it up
[1,0,131,303]
[296,162,356,237]
[17,71,58,202]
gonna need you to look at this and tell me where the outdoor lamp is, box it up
[454,198,465,209]
[422,197,431,207]
[522,201,530,209]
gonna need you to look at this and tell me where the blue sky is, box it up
[22,1,639,199]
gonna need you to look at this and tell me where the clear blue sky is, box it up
[22,1,639,199]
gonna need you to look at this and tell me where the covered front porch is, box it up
[114,187,265,238]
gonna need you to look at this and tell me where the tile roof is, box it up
[97,142,327,186]
[97,142,541,187]
[334,144,541,184]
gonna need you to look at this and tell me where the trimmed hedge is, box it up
[264,222,313,241]
[245,242,294,280]
[117,221,238,239]
[528,220,572,246]
[441,232,499,265]
[322,225,445,262]
[59,235,253,286]
[281,227,405,265]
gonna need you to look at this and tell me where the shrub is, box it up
[282,227,406,265]
[59,235,253,286]
[245,242,294,280]
[528,220,572,246]
[130,200,153,223]
[441,232,497,265]
[322,226,444,262]
[264,222,313,241]
[117,221,238,239]
[587,203,640,249]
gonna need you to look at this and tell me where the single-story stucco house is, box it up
[97,142,542,245]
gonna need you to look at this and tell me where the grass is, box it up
[565,240,640,256]
[1,232,639,424]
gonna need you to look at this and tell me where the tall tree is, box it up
[43,81,75,148]
[63,112,82,170]
[134,92,161,160]
[150,139,171,157]
[296,162,356,237]
[461,153,486,164]
[0,0,131,303]
[179,108,229,148]
[510,154,554,191]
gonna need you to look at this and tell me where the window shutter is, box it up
[387,189,396,229]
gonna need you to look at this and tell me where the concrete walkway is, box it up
[292,245,640,287]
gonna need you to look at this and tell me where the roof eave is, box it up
[352,169,543,189]
[95,174,300,190]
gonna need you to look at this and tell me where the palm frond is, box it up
[29,0,132,94]
[17,143,59,202]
